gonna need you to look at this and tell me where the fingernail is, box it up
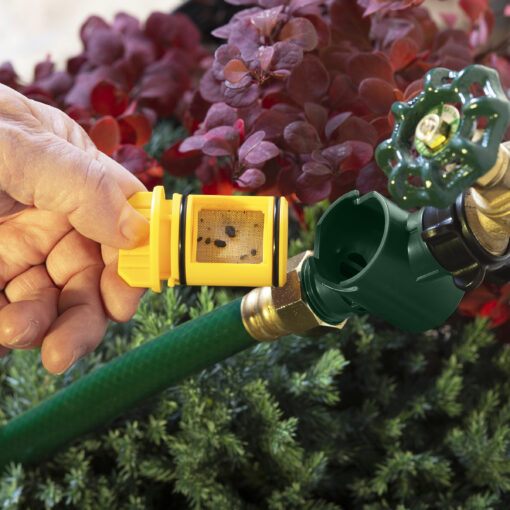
[6,320,37,348]
[120,203,149,246]
[55,346,87,375]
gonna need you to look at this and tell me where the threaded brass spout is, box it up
[241,251,347,342]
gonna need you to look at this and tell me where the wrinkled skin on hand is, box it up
[0,84,150,374]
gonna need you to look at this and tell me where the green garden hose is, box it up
[0,298,255,470]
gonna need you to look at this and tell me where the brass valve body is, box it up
[467,142,510,255]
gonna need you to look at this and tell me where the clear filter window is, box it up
[195,209,264,264]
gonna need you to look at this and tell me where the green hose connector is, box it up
[300,190,464,332]
[0,298,255,471]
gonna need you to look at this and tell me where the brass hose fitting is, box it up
[241,251,347,342]
[467,141,510,255]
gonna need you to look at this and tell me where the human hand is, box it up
[0,84,150,374]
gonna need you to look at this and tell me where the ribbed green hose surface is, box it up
[0,298,256,471]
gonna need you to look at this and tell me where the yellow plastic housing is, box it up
[118,186,288,292]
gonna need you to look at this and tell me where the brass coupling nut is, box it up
[241,251,347,342]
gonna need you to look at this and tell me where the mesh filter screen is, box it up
[195,209,264,264]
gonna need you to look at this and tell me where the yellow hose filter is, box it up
[118,186,288,292]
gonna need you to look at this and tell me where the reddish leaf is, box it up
[279,17,319,52]
[65,67,126,108]
[339,141,373,171]
[180,135,206,152]
[390,37,419,71]
[251,6,283,38]
[112,12,140,35]
[459,0,489,23]
[303,161,331,175]
[237,168,267,188]
[224,59,250,84]
[253,109,299,140]
[403,78,424,100]
[304,103,328,136]
[239,131,266,162]
[329,170,359,201]
[144,12,177,47]
[118,113,152,146]
[271,41,303,70]
[202,126,240,156]
[244,141,279,165]
[89,116,121,155]
[288,55,329,105]
[356,161,391,197]
[370,116,393,145]
[329,0,370,48]
[167,13,202,50]
[324,112,352,141]
[21,85,57,106]
[80,15,109,46]
[347,52,394,87]
[296,172,331,203]
[161,140,203,177]
[231,120,244,143]
[259,46,274,72]
[284,121,321,153]
[200,69,225,103]
[203,103,238,131]
[0,62,19,89]
[321,143,351,167]
[66,54,88,75]
[202,167,235,195]
[90,80,129,117]
[113,145,163,190]
[36,71,73,99]
[277,159,301,195]
[195,157,216,185]
[137,73,182,116]
[359,78,395,115]
[87,28,124,66]
[34,57,54,81]
[223,82,260,108]
[65,105,92,130]
[328,73,357,109]
[302,14,330,48]
[331,116,378,146]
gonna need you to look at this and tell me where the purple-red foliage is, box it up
[166,0,506,205]
[0,11,209,188]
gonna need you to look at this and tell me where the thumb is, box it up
[2,131,149,249]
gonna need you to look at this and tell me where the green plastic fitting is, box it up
[300,190,464,332]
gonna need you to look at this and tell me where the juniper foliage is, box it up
[2,259,510,509]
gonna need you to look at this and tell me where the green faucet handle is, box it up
[375,65,510,209]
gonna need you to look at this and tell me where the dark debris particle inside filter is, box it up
[195,209,264,264]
